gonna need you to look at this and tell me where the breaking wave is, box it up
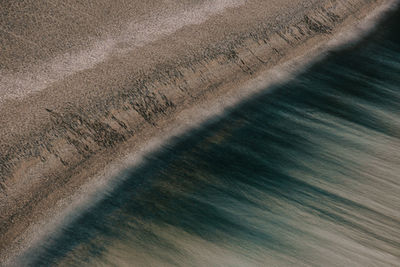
[19,5,400,267]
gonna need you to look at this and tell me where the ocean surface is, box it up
[23,8,400,267]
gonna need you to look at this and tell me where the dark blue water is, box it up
[24,8,400,267]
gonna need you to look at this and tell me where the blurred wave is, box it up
[22,7,400,267]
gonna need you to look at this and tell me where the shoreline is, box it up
[1,0,398,264]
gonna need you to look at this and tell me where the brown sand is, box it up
[0,0,396,264]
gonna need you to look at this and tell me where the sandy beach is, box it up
[0,0,397,264]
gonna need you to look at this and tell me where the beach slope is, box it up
[0,0,396,263]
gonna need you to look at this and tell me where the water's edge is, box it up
[2,0,398,266]
[22,4,400,265]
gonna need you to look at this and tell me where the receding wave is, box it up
[18,6,400,267]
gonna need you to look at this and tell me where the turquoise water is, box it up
[24,9,400,267]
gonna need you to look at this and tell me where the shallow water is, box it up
[24,8,400,267]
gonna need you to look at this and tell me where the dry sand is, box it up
[0,0,397,264]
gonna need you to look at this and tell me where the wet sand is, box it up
[0,0,397,264]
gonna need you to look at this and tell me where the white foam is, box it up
[4,1,399,265]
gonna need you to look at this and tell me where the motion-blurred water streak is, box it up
[24,8,400,267]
